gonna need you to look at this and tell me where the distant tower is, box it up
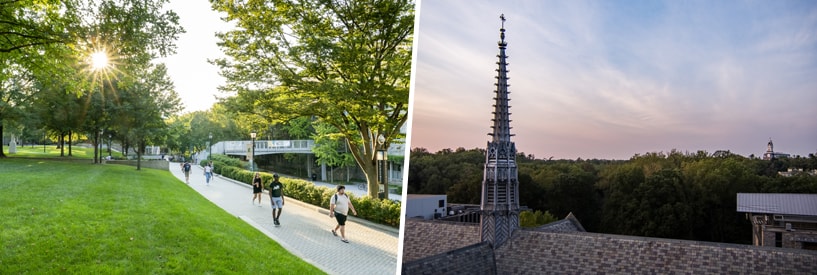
[480,14,520,249]
[763,138,778,160]
[767,139,774,153]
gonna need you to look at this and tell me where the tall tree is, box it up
[112,63,180,170]
[211,0,414,197]
[0,0,182,158]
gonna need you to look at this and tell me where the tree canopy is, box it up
[211,0,414,197]
[1,0,183,158]
[1,0,183,159]
[409,147,817,244]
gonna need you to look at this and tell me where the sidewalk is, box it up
[170,163,399,275]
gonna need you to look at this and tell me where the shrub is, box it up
[212,166,401,227]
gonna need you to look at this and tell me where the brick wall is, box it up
[496,230,817,274]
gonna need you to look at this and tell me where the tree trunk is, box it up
[0,124,6,158]
[59,132,65,157]
[345,139,381,198]
[364,165,379,198]
[93,130,99,164]
[136,140,143,170]
[68,130,73,157]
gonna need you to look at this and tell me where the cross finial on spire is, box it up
[499,14,506,43]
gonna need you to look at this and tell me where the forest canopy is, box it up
[408,147,817,244]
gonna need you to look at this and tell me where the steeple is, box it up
[491,14,513,143]
[480,14,520,249]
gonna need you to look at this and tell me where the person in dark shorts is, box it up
[182,161,191,184]
[252,172,263,206]
[268,174,285,225]
[329,185,357,243]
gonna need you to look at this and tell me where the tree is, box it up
[0,0,183,158]
[519,210,558,228]
[211,0,414,198]
[311,122,355,182]
[112,63,180,169]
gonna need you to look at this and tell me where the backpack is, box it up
[183,163,191,172]
[332,193,348,203]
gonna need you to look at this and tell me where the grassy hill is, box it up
[0,158,324,274]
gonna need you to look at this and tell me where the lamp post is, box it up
[208,132,213,161]
[108,134,112,157]
[250,131,257,172]
[377,134,387,199]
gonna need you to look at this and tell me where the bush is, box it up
[200,154,244,175]
[199,154,402,228]
[520,210,558,228]
[213,166,401,227]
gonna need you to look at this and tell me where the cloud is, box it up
[410,0,817,159]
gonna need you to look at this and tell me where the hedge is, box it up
[204,155,401,228]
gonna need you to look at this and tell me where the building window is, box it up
[775,232,782,247]
[803,242,817,251]
[438,200,445,208]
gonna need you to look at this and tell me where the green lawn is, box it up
[2,145,120,159]
[0,158,324,274]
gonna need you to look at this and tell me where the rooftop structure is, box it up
[737,193,817,250]
[763,139,791,160]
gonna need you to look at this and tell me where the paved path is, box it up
[170,163,399,275]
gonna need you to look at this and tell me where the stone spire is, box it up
[480,14,520,249]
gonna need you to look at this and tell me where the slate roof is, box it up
[402,242,496,275]
[403,218,817,274]
[401,218,480,262]
[529,212,586,233]
[736,193,817,216]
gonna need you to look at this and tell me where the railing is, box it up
[212,140,315,155]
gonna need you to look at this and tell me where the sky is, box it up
[408,0,817,160]
[158,0,233,113]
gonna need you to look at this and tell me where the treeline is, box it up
[408,147,817,244]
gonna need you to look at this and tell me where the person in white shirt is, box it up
[329,185,357,243]
[204,164,213,186]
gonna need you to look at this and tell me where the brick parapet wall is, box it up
[496,230,817,274]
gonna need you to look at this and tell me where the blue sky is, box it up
[408,0,817,160]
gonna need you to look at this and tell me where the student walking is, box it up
[204,164,213,185]
[252,172,263,206]
[268,174,285,225]
[329,185,357,243]
[182,161,191,184]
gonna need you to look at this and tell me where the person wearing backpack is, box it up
[329,185,357,243]
[182,161,192,184]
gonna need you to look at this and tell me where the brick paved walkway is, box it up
[170,163,398,275]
